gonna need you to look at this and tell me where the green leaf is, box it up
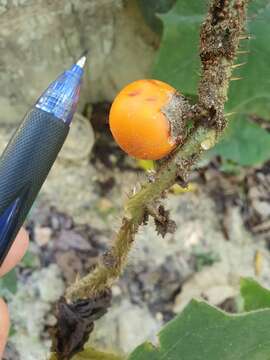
[0,269,17,296]
[72,347,124,360]
[241,277,270,311]
[227,2,270,118]
[129,299,270,360]
[153,0,270,166]
[211,116,270,166]
[219,160,243,175]
[152,1,205,94]
[137,0,176,34]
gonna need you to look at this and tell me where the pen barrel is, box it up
[0,107,69,265]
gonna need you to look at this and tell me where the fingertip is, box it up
[0,298,9,358]
[0,228,29,277]
[17,228,29,250]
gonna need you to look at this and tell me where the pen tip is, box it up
[76,54,87,69]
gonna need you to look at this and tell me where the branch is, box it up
[65,126,211,301]
[51,1,248,358]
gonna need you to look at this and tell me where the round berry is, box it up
[109,79,183,160]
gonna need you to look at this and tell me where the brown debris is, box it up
[55,251,84,284]
[244,161,270,234]
[153,205,177,238]
[52,290,111,360]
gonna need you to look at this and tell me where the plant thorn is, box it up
[237,50,249,54]
[225,112,237,118]
[231,62,246,69]
[239,34,254,40]
[230,77,243,81]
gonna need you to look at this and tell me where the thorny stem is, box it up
[52,0,248,358]
[198,0,248,130]
[66,126,210,300]
[66,0,248,302]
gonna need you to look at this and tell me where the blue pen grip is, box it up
[0,107,69,265]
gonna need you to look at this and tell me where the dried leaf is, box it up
[52,291,111,360]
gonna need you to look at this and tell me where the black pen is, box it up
[0,55,86,265]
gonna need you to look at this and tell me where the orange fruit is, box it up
[109,79,179,160]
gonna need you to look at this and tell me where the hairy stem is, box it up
[66,126,212,301]
[198,0,248,129]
